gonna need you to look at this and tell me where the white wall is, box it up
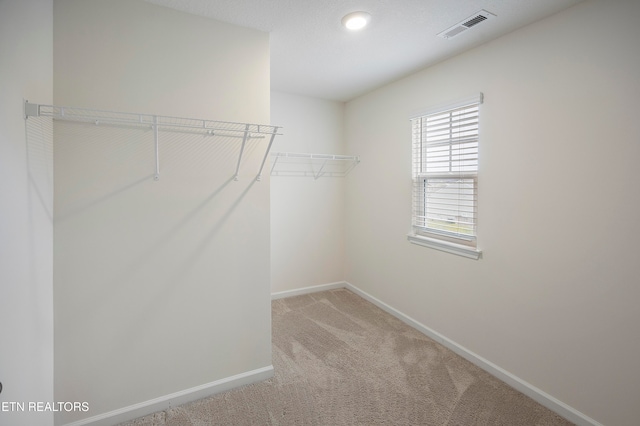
[270,92,346,293]
[53,1,271,424]
[0,0,54,425]
[344,1,640,425]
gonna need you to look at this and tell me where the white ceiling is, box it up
[144,0,583,102]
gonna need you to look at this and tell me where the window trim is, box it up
[409,93,483,260]
[407,233,482,259]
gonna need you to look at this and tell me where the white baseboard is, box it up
[271,281,347,300]
[274,281,602,426]
[63,366,274,426]
[343,282,603,426]
[72,281,600,426]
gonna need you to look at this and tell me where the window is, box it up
[408,94,483,259]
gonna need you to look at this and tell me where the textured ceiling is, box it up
[144,0,583,101]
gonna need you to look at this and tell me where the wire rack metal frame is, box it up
[24,101,282,181]
[270,151,360,179]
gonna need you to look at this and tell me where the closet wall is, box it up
[343,1,640,425]
[0,1,53,425]
[53,1,271,424]
[270,92,346,294]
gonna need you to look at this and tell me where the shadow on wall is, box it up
[46,115,265,314]
[52,113,270,410]
[25,113,54,298]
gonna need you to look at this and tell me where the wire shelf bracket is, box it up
[24,101,282,182]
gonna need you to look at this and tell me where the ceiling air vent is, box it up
[437,9,496,39]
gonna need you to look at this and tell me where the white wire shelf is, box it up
[24,101,282,181]
[270,151,360,179]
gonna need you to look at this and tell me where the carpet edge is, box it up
[342,282,603,426]
[271,281,347,300]
[270,280,602,426]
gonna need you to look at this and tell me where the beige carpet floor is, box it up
[120,289,573,425]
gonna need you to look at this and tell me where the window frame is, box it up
[407,94,483,260]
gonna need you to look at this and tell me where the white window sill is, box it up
[407,234,482,260]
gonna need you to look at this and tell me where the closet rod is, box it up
[270,151,360,179]
[271,152,359,161]
[25,103,282,136]
[25,101,282,182]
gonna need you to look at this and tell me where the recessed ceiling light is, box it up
[342,11,371,31]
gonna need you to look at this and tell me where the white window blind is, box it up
[411,94,482,249]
